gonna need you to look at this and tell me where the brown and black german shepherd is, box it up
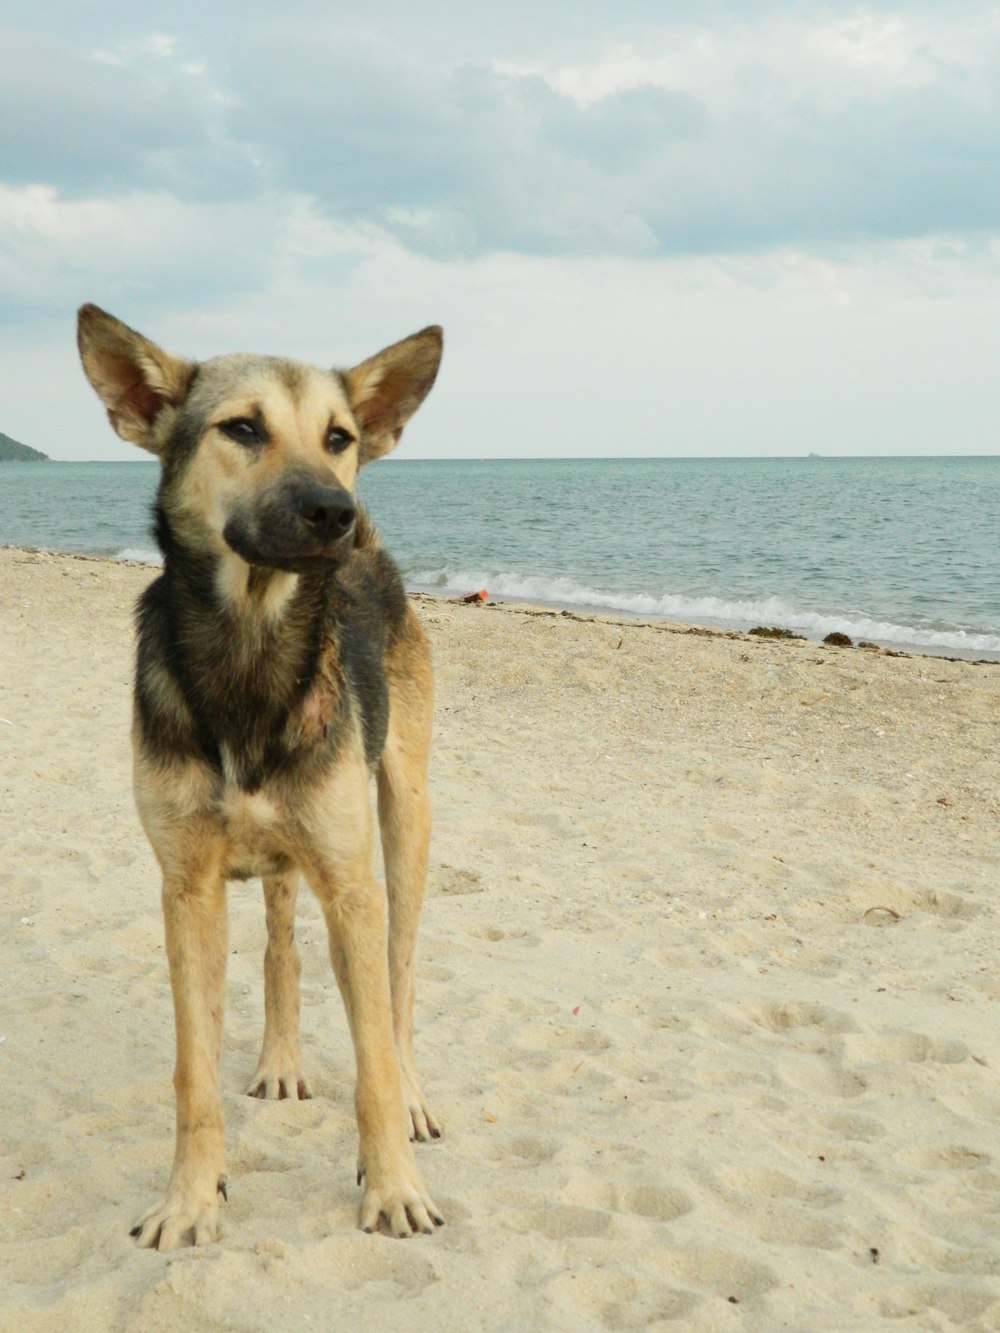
[77,305,445,1249]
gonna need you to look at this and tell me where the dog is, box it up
[77,304,445,1249]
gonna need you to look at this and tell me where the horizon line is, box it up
[29,452,1000,465]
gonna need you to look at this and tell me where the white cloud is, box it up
[0,184,293,320]
[92,32,179,66]
[517,9,993,108]
[5,6,1000,264]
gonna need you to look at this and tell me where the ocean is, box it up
[2,457,999,658]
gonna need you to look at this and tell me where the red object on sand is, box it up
[463,589,489,603]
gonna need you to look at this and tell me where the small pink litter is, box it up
[572,1005,580,1016]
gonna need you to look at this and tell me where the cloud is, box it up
[3,4,999,271]
[0,26,259,201]
[0,184,302,323]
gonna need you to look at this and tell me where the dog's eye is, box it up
[326,426,355,455]
[219,418,262,445]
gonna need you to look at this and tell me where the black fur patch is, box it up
[135,498,407,791]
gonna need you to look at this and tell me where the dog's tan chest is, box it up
[218,759,291,878]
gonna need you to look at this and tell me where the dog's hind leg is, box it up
[131,854,230,1251]
[246,872,313,1101]
[379,608,440,1142]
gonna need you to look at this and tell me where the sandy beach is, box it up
[1,545,999,1332]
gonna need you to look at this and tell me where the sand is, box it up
[1,546,999,1332]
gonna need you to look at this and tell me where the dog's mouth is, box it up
[222,483,358,572]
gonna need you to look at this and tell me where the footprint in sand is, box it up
[620,1183,694,1224]
[745,1000,856,1035]
[822,1110,887,1142]
[435,864,485,896]
[716,1165,840,1206]
[545,1268,700,1330]
[844,1031,969,1065]
[663,1247,779,1303]
[515,1203,614,1240]
[491,1135,561,1168]
[879,1281,1000,1326]
[896,1144,991,1172]
[848,883,977,923]
[470,925,537,944]
[702,1166,843,1250]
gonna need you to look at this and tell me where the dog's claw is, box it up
[400,1069,443,1144]
[218,1176,228,1203]
[246,1068,313,1101]
[358,1171,444,1237]
[130,1194,221,1250]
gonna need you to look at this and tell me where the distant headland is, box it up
[0,431,49,462]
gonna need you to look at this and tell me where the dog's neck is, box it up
[153,540,334,791]
[155,508,329,703]
[213,552,302,624]
[152,499,380,718]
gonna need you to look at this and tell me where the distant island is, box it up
[0,431,49,462]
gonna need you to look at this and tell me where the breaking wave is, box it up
[113,547,162,564]
[405,565,1000,657]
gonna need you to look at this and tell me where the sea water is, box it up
[2,456,998,658]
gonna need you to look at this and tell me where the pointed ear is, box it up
[77,304,196,455]
[342,326,443,462]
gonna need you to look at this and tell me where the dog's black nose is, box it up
[295,486,356,539]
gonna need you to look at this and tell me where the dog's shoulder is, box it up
[134,572,221,770]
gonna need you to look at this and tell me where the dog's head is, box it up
[76,306,442,571]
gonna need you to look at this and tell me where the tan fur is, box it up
[378,611,439,1138]
[77,305,445,1249]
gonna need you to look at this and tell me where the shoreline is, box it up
[417,589,1000,666]
[4,543,999,665]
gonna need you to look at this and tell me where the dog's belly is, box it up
[226,851,294,881]
[219,784,294,881]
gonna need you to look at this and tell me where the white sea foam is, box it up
[114,547,162,564]
[407,566,1000,657]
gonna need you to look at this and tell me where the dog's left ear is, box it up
[77,305,196,456]
[343,326,443,463]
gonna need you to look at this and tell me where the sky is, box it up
[1,1,999,460]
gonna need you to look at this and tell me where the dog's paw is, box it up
[399,1061,442,1142]
[130,1177,226,1251]
[246,1058,312,1101]
[358,1167,445,1238]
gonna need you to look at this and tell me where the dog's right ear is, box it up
[77,305,196,455]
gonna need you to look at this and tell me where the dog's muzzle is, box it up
[223,481,357,570]
[294,484,356,543]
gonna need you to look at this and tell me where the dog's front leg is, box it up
[313,870,444,1237]
[132,864,229,1251]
